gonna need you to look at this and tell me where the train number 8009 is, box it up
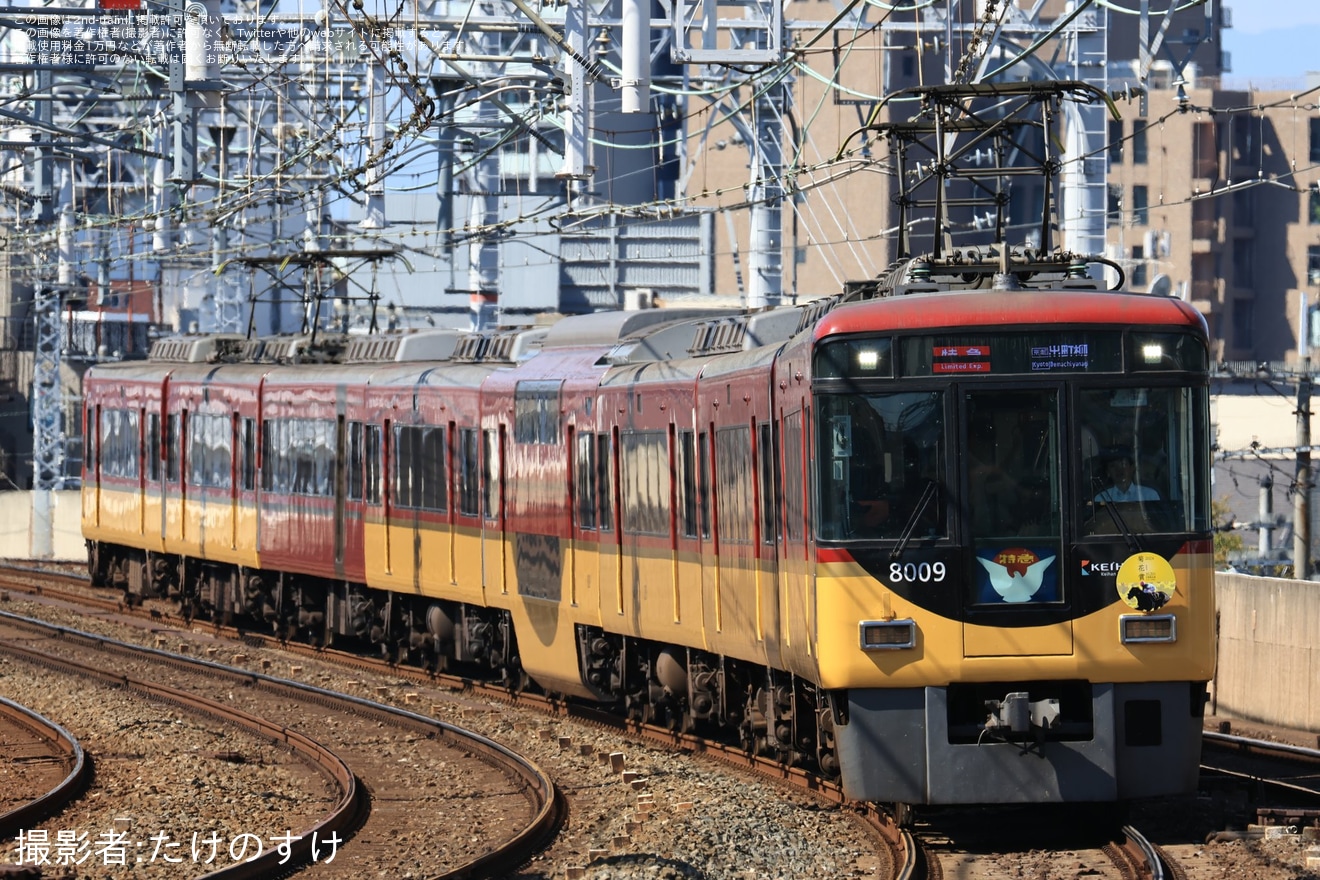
[888,561,947,583]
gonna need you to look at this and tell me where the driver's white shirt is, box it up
[1094,484,1159,503]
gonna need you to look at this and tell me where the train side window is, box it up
[99,408,140,480]
[240,418,255,491]
[458,427,480,516]
[715,426,753,544]
[314,420,335,496]
[363,424,382,504]
[347,421,364,501]
[147,413,161,482]
[422,427,447,512]
[396,424,444,509]
[782,411,805,544]
[758,422,779,546]
[482,428,501,520]
[393,424,419,508]
[677,430,698,538]
[85,405,97,476]
[166,413,181,482]
[621,430,670,536]
[261,420,276,491]
[188,413,232,490]
[697,431,710,539]
[597,433,613,532]
[576,431,597,530]
[515,380,562,444]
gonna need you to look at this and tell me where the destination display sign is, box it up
[903,332,1123,376]
[816,331,1204,380]
[932,345,991,373]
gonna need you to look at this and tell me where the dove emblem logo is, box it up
[975,547,1057,603]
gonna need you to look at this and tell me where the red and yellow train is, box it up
[82,262,1215,807]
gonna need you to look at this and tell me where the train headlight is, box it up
[1120,614,1176,643]
[856,348,881,370]
[1140,343,1164,364]
[860,619,915,650]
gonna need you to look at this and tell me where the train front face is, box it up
[811,291,1214,805]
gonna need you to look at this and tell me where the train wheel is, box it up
[892,803,913,828]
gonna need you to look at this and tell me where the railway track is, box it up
[0,604,562,879]
[2,562,1279,880]
[0,695,89,839]
[908,806,1177,880]
[2,563,914,876]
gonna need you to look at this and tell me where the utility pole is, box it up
[1296,361,1312,578]
[30,67,65,559]
[1259,474,1273,557]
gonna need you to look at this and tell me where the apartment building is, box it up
[1107,82,1320,365]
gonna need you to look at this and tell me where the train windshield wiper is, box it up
[890,480,938,561]
[1096,493,1143,553]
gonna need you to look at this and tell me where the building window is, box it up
[1232,239,1254,288]
[1308,245,1320,286]
[1232,115,1258,164]
[1192,196,1217,238]
[1232,298,1253,350]
[1131,245,1147,288]
[1132,119,1148,165]
[1109,119,1124,165]
[1311,119,1320,164]
[1232,188,1253,228]
[1193,121,1218,178]
[1310,188,1320,225]
[1107,184,1121,222]
[1132,185,1148,226]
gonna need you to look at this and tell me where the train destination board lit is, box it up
[932,345,990,373]
[1029,343,1090,372]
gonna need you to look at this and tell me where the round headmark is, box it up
[1115,552,1176,612]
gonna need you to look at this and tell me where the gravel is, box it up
[0,594,887,879]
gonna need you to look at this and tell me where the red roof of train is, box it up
[815,289,1206,339]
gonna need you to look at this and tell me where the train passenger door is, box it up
[675,428,708,643]
[755,420,781,666]
[961,387,1071,657]
[165,410,185,546]
[599,430,621,622]
[482,426,506,596]
[237,417,255,552]
[777,407,813,671]
[84,403,99,528]
[713,424,757,650]
[145,412,161,540]
[570,428,609,624]
[334,415,346,570]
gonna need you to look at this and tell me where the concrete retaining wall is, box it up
[1213,572,1320,731]
[0,490,84,561]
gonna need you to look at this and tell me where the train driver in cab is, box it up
[1093,446,1159,503]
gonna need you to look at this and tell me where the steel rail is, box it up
[0,608,563,880]
[0,695,90,839]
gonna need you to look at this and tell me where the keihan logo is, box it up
[1080,559,1121,576]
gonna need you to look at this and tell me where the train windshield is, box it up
[815,391,947,541]
[1078,386,1209,536]
[813,383,1209,549]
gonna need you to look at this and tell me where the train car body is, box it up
[83,280,1214,808]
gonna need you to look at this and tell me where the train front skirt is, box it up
[834,681,1205,804]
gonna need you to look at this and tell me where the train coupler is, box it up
[983,691,1060,741]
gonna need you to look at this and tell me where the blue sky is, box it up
[1221,0,1320,82]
